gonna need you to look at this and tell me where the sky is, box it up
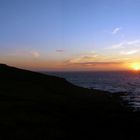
[1,0,140,71]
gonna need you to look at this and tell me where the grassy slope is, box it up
[0,64,140,140]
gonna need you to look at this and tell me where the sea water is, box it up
[45,71,140,110]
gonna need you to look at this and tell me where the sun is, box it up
[134,66,140,71]
[131,63,140,71]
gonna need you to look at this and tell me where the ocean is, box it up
[44,71,140,110]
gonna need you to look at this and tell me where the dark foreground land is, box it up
[0,64,140,140]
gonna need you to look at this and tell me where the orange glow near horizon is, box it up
[2,58,140,71]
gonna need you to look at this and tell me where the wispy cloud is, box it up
[76,61,124,66]
[120,50,139,55]
[109,40,140,49]
[31,51,40,58]
[65,58,124,69]
[65,51,124,67]
[112,27,121,35]
[66,54,98,64]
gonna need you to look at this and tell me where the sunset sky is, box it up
[1,0,140,71]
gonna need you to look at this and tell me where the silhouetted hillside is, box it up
[0,64,140,140]
[0,64,125,111]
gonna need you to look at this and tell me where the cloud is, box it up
[65,52,124,67]
[56,50,65,52]
[31,51,40,58]
[65,59,124,68]
[109,40,140,49]
[66,54,98,64]
[112,27,121,35]
[120,50,139,55]
[77,61,123,66]
[126,40,140,45]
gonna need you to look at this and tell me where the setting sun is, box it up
[131,63,140,71]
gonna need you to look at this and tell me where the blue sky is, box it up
[0,0,140,70]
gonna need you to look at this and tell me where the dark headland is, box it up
[0,64,140,140]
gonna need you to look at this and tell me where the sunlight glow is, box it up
[131,63,140,71]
